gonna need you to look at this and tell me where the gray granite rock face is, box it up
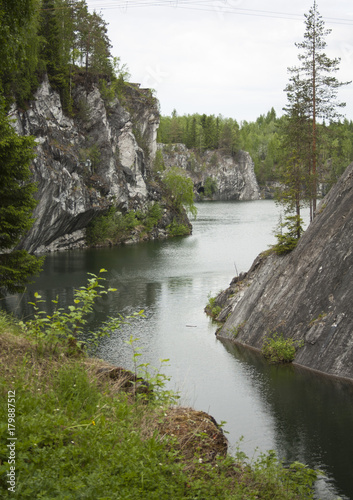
[158,144,261,201]
[9,78,160,253]
[216,162,353,380]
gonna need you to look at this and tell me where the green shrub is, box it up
[163,167,197,218]
[144,203,163,231]
[262,332,303,364]
[273,214,303,255]
[205,295,222,320]
[86,207,140,245]
[166,219,190,236]
[229,321,246,338]
[86,205,164,246]
[20,269,143,354]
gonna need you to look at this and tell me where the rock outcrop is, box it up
[9,77,184,253]
[216,162,353,380]
[158,143,261,201]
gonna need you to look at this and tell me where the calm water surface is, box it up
[4,200,353,500]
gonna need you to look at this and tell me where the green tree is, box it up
[168,109,183,143]
[38,0,74,112]
[273,214,304,255]
[38,0,60,79]
[218,119,239,155]
[0,0,41,105]
[204,176,218,198]
[278,71,313,239]
[0,109,43,295]
[287,0,350,218]
[163,167,197,218]
[153,149,166,173]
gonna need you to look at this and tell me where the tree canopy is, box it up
[158,107,353,190]
[157,112,239,156]
[0,0,115,111]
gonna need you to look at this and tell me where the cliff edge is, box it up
[217,162,353,380]
[158,143,261,201]
[9,77,189,253]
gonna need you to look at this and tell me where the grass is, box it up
[0,312,318,499]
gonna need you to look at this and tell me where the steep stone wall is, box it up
[9,78,164,253]
[216,162,353,380]
[158,144,261,201]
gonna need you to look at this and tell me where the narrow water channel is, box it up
[3,200,353,500]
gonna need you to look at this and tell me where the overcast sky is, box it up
[86,0,353,123]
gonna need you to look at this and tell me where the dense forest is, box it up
[0,0,116,112]
[157,109,353,188]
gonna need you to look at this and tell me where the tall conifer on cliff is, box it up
[284,1,350,220]
[285,0,350,218]
[274,1,350,254]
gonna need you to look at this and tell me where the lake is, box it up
[3,200,353,500]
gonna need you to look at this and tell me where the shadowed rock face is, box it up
[217,162,353,380]
[158,144,261,201]
[9,78,160,253]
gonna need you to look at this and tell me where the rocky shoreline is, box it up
[212,162,353,381]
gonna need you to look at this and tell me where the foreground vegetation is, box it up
[0,276,319,499]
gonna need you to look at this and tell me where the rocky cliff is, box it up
[158,144,261,201]
[215,162,353,380]
[9,77,186,253]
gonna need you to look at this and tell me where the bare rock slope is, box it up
[9,78,173,253]
[217,162,353,380]
[158,143,260,201]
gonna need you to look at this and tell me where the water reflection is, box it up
[222,340,353,499]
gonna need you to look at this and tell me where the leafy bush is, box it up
[262,332,303,364]
[86,204,164,246]
[144,203,163,231]
[205,295,222,320]
[163,167,197,218]
[86,207,139,245]
[166,219,190,237]
[20,269,143,354]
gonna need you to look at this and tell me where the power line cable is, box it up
[84,0,353,25]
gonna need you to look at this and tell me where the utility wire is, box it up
[84,0,353,26]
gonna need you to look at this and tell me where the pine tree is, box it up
[287,0,350,218]
[0,0,41,105]
[0,109,43,295]
[279,70,312,236]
